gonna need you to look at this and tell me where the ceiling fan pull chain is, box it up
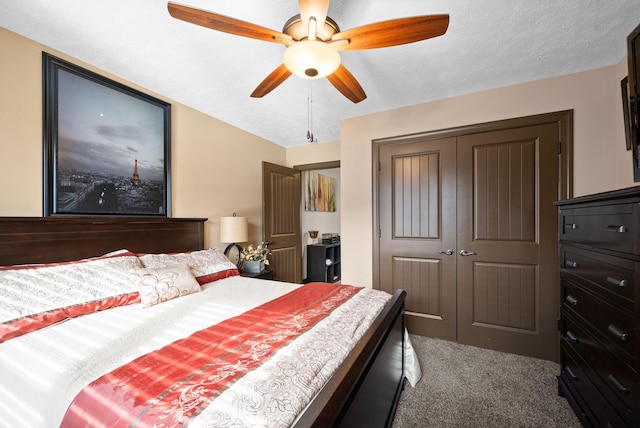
[307,81,317,143]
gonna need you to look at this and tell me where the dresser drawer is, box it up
[562,312,640,419]
[562,280,638,364]
[561,245,637,313]
[560,343,630,428]
[560,203,638,254]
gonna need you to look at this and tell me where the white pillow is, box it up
[139,248,238,284]
[132,263,201,308]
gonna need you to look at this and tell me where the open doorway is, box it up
[294,161,341,281]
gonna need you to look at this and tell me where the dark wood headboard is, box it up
[0,217,207,265]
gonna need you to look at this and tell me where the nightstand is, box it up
[240,270,273,280]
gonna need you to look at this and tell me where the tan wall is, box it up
[285,140,340,167]
[341,59,635,287]
[0,28,286,249]
[4,26,636,288]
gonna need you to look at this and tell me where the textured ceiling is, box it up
[1,1,638,147]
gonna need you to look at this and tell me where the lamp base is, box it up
[223,243,243,267]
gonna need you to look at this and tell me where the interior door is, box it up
[456,124,560,361]
[378,137,458,340]
[262,161,302,283]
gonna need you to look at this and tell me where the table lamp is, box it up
[220,214,248,266]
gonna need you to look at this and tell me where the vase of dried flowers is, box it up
[240,242,270,273]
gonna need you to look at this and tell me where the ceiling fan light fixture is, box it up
[283,40,340,79]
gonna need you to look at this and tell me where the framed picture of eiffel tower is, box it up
[42,53,171,217]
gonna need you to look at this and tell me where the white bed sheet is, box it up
[0,276,420,427]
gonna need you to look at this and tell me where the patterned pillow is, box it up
[132,264,201,308]
[139,248,239,284]
[0,252,143,342]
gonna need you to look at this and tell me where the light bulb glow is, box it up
[283,40,341,79]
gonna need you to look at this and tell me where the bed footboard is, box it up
[293,288,406,428]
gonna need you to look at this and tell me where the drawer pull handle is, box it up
[564,260,578,268]
[607,324,629,342]
[606,225,627,233]
[566,222,578,230]
[606,276,628,288]
[565,295,579,306]
[566,331,578,343]
[607,375,630,396]
[565,366,578,381]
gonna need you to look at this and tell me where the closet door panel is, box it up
[379,137,457,340]
[457,123,559,361]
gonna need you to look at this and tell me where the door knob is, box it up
[438,249,454,256]
[460,250,476,256]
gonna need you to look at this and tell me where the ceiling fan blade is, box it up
[326,64,366,103]
[299,0,330,37]
[250,64,293,98]
[332,15,449,50]
[168,2,292,45]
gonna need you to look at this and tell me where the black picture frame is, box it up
[621,76,633,151]
[627,22,640,182]
[43,52,171,216]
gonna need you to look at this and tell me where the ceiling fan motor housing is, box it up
[282,14,340,42]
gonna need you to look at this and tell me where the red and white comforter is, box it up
[0,276,398,427]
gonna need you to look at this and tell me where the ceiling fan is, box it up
[167,0,449,103]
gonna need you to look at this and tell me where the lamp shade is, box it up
[220,216,248,243]
[283,40,341,79]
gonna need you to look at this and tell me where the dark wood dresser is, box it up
[556,187,640,427]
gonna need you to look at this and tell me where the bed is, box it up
[0,217,411,427]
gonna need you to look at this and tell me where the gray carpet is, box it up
[392,335,582,428]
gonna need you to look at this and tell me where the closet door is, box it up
[375,113,567,361]
[378,137,458,340]
[456,124,560,361]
